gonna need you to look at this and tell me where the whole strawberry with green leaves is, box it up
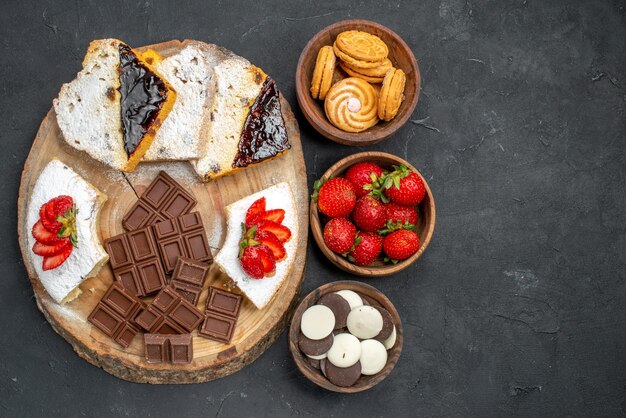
[312,177,356,218]
[381,164,426,206]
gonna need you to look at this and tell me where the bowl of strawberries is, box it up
[310,151,435,276]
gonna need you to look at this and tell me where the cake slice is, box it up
[214,183,297,309]
[193,56,291,181]
[26,160,109,304]
[53,39,177,172]
[142,42,227,161]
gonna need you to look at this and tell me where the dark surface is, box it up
[1,0,624,416]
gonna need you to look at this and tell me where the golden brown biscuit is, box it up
[333,43,384,69]
[310,46,336,100]
[335,30,389,62]
[339,62,384,84]
[343,58,393,78]
[324,77,379,132]
[378,68,406,121]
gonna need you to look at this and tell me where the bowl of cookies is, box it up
[295,20,421,146]
[289,280,403,393]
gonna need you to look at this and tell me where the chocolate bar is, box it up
[88,282,145,348]
[123,172,197,231]
[198,287,243,344]
[105,226,167,297]
[135,286,203,334]
[170,257,210,305]
[152,212,213,274]
[144,333,193,364]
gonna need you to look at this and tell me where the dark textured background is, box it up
[1,0,625,416]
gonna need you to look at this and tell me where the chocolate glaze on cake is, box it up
[233,77,290,168]
[118,44,168,156]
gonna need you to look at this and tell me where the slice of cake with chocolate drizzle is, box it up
[193,55,290,181]
[53,39,177,172]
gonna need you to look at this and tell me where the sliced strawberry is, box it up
[240,246,265,279]
[255,230,286,260]
[256,244,276,274]
[40,202,61,233]
[42,244,73,270]
[32,221,64,245]
[245,197,266,226]
[52,196,74,217]
[33,239,71,257]
[257,220,291,243]
[248,209,285,226]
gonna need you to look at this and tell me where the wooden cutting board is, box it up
[16,40,308,384]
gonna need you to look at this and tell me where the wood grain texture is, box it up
[16,40,308,384]
[288,280,403,393]
[310,152,435,277]
[295,19,421,146]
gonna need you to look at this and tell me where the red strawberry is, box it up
[345,162,384,198]
[312,178,356,218]
[256,244,276,274]
[240,246,265,279]
[245,197,266,226]
[384,165,426,206]
[257,220,291,243]
[42,244,73,271]
[32,220,64,245]
[348,232,383,266]
[255,229,286,260]
[40,196,75,234]
[352,196,387,232]
[247,209,285,226]
[33,240,71,257]
[385,203,418,226]
[323,218,357,254]
[383,230,420,261]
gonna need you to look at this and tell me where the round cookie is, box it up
[307,352,327,360]
[347,305,384,339]
[318,293,351,329]
[324,77,379,133]
[333,43,385,69]
[344,58,393,78]
[298,332,334,356]
[301,304,335,340]
[327,333,361,368]
[335,30,389,62]
[334,290,364,310]
[383,326,397,350]
[325,360,362,387]
[339,62,384,84]
[373,306,394,341]
[359,339,388,375]
[310,45,336,100]
[378,68,406,121]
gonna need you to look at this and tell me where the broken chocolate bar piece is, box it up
[170,257,210,305]
[143,333,193,364]
[88,282,145,348]
[170,334,193,364]
[104,226,167,297]
[122,172,196,231]
[136,286,203,334]
[199,311,237,343]
[206,287,243,317]
[144,334,170,363]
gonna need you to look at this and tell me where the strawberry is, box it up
[32,220,64,245]
[383,230,420,261]
[257,220,291,243]
[240,246,265,279]
[247,209,285,226]
[42,244,73,271]
[348,232,383,266]
[245,197,266,226]
[384,203,418,226]
[256,244,276,274]
[345,162,384,198]
[383,165,426,206]
[352,195,387,232]
[312,177,356,218]
[255,229,286,260]
[323,218,357,254]
[41,196,74,233]
[32,240,71,257]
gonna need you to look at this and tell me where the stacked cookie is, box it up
[310,30,407,132]
[298,289,397,388]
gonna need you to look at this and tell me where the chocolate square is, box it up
[142,175,176,210]
[207,287,243,318]
[183,232,212,262]
[178,212,203,232]
[101,282,138,318]
[114,266,143,297]
[152,287,180,313]
[171,281,200,306]
[122,201,154,231]
[114,323,140,348]
[127,228,158,261]
[135,305,162,331]
[105,236,132,269]
[169,299,204,332]
[153,218,179,240]
[199,312,236,343]
[136,259,167,295]
[144,334,169,363]
[151,317,185,334]
[162,190,195,219]
[88,303,125,337]
[169,334,193,364]
[172,257,209,287]
[158,237,185,273]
